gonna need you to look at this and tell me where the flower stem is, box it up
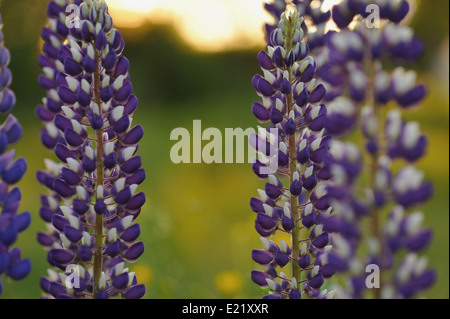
[93,49,104,297]
[285,14,302,290]
[369,101,383,300]
[363,25,384,299]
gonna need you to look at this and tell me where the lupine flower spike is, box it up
[250,10,335,299]
[264,0,331,52]
[0,12,31,295]
[317,0,435,299]
[36,0,146,299]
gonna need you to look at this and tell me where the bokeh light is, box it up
[107,0,271,51]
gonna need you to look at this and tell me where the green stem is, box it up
[92,48,104,297]
[284,14,302,290]
[363,24,384,299]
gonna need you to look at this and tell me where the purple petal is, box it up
[112,272,130,290]
[308,273,324,289]
[114,56,130,77]
[300,64,315,82]
[120,156,141,174]
[64,225,82,243]
[54,114,71,132]
[396,85,426,108]
[123,241,144,262]
[12,212,31,232]
[123,284,146,299]
[252,249,273,265]
[251,270,271,288]
[7,258,31,281]
[125,192,146,211]
[122,125,144,145]
[49,249,74,265]
[125,169,146,185]
[53,179,76,198]
[64,57,83,76]
[52,214,68,232]
[1,158,27,185]
[115,81,133,102]
[257,50,274,70]
[61,167,81,186]
[78,245,93,261]
[114,187,132,205]
[73,198,89,215]
[257,78,276,97]
[120,224,141,243]
[312,232,329,249]
[298,254,311,270]
[37,232,54,247]
[274,251,290,268]
[309,84,326,103]
[252,102,270,123]
[55,143,74,163]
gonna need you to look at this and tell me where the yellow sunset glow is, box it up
[106,0,342,52]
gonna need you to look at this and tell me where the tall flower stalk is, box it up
[250,9,335,299]
[317,0,436,298]
[36,0,146,299]
[0,11,31,295]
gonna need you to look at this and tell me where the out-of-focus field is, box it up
[0,0,448,298]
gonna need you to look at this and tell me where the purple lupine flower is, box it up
[264,0,331,51]
[250,10,335,299]
[37,0,79,150]
[0,12,31,295]
[36,0,146,299]
[317,1,426,111]
[317,0,435,298]
[331,0,411,29]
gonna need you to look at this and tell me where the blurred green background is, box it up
[0,0,448,298]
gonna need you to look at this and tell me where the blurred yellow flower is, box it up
[131,264,154,287]
[214,270,244,298]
